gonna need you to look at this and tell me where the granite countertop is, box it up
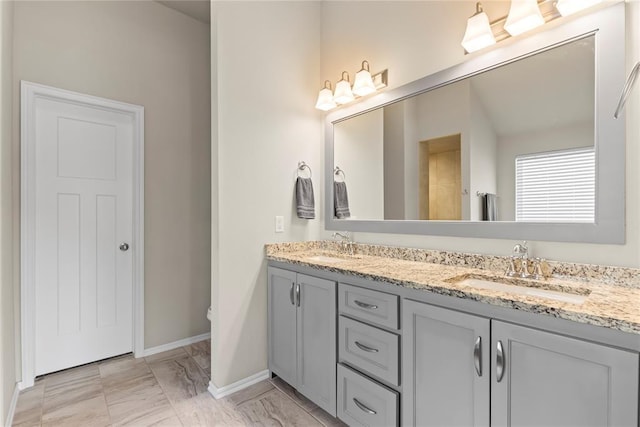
[265,242,640,335]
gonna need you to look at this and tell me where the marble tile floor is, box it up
[12,340,345,427]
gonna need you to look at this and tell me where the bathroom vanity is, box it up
[267,3,639,426]
[266,242,640,427]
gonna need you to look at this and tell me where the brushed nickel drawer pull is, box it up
[289,283,295,305]
[355,341,379,353]
[496,340,505,383]
[473,336,482,377]
[354,300,378,310]
[353,398,377,415]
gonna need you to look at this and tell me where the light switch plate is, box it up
[275,216,284,233]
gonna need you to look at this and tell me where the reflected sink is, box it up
[448,274,590,305]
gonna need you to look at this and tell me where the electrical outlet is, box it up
[275,216,284,233]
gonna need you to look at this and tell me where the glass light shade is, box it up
[315,87,336,111]
[315,81,336,111]
[461,10,496,53]
[352,61,376,97]
[504,0,544,36]
[556,0,602,16]
[334,72,354,104]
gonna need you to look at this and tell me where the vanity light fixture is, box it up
[504,0,545,36]
[352,61,377,97]
[333,71,355,105]
[461,3,497,53]
[555,0,602,17]
[462,0,606,55]
[315,61,388,111]
[315,80,337,111]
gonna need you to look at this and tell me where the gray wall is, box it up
[11,0,212,372]
[210,1,322,388]
[1,0,15,423]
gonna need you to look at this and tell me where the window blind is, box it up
[515,148,595,222]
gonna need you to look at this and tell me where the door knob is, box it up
[119,243,130,252]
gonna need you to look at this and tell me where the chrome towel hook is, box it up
[334,166,346,181]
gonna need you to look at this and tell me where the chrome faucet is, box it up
[513,241,529,278]
[332,232,354,255]
[506,241,550,280]
[505,241,529,278]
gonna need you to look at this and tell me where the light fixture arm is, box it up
[340,71,350,82]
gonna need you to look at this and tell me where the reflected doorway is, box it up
[419,134,462,220]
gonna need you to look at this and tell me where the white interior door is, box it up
[33,91,135,376]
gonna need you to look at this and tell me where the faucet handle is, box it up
[505,256,517,277]
[531,257,546,280]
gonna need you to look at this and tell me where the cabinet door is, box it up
[492,320,639,427]
[403,300,490,427]
[297,274,337,416]
[267,267,297,387]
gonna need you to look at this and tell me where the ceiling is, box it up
[155,0,210,24]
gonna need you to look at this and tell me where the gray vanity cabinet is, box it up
[491,320,639,427]
[267,267,337,416]
[402,300,491,427]
[267,268,297,387]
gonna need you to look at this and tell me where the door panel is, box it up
[34,96,134,375]
[267,267,297,387]
[96,195,117,327]
[492,321,639,427]
[297,274,337,416]
[403,300,490,427]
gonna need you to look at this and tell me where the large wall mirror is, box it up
[325,4,625,243]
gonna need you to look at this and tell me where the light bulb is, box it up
[461,3,496,53]
[504,0,544,36]
[555,0,602,17]
[315,81,337,111]
[333,71,354,104]
[352,61,376,97]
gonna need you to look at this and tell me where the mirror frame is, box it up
[325,3,625,244]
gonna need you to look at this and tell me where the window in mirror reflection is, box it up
[515,148,595,222]
[333,35,595,223]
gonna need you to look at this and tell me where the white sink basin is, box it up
[455,277,589,305]
[305,255,347,264]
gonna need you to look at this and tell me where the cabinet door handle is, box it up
[496,340,505,383]
[473,336,482,377]
[296,283,301,307]
[354,300,378,310]
[289,283,295,305]
[355,341,379,353]
[353,398,377,415]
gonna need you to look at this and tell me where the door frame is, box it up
[19,81,145,388]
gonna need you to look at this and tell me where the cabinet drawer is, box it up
[337,364,399,427]
[339,316,400,386]
[339,283,399,329]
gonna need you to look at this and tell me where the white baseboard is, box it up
[4,383,20,427]
[142,332,211,358]
[208,369,270,400]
